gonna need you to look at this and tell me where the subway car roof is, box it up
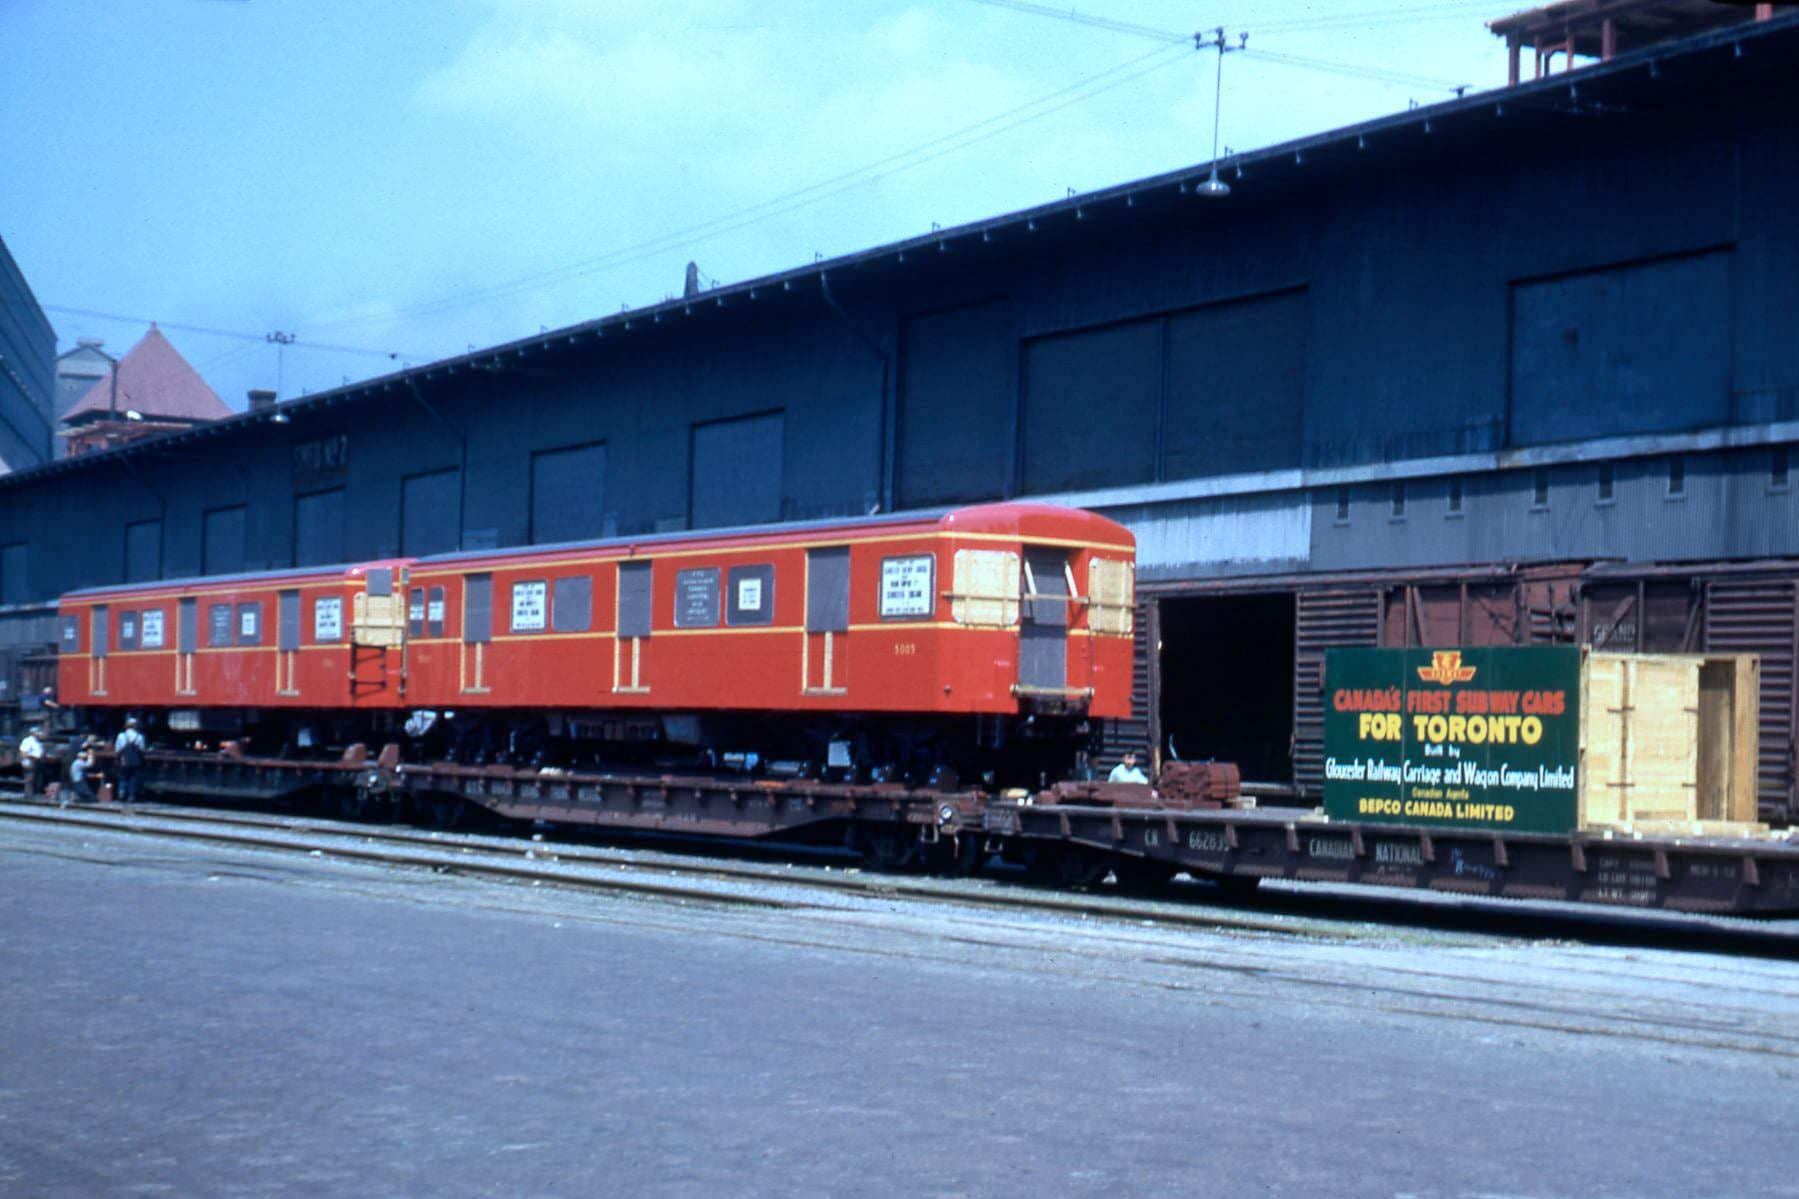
[63,559,406,603]
[414,502,1132,568]
[59,504,1131,603]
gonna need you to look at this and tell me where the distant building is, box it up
[1490,0,1792,83]
[0,236,56,475]
[54,339,114,454]
[60,324,232,456]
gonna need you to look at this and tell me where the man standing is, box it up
[18,727,47,800]
[114,717,148,804]
[1108,750,1149,785]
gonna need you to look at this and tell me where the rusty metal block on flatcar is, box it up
[1155,761,1242,807]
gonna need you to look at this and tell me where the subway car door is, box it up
[1019,549,1068,694]
[461,573,492,693]
[90,605,109,696]
[615,561,651,694]
[176,598,197,695]
[804,547,849,694]
[276,590,301,696]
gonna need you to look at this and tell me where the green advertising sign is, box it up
[1322,646,1582,835]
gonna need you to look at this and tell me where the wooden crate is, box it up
[1578,651,1761,832]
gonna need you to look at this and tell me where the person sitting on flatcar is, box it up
[1107,750,1149,785]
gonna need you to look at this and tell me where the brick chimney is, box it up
[247,389,277,413]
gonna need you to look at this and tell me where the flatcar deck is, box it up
[989,801,1799,916]
[69,747,1799,916]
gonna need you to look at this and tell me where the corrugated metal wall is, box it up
[1292,589,1382,793]
[201,505,246,576]
[294,488,346,566]
[1703,578,1797,823]
[690,412,783,530]
[530,442,608,544]
[1510,250,1733,444]
[124,518,161,583]
[401,469,460,556]
[897,300,1013,507]
[1101,599,1153,773]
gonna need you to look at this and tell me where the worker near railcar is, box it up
[66,738,101,805]
[114,717,148,804]
[18,726,48,799]
[1108,750,1149,784]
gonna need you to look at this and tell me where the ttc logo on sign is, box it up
[1417,651,1477,685]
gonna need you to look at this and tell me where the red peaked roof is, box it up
[64,324,231,425]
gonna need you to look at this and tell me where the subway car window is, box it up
[552,577,592,633]
[726,564,774,626]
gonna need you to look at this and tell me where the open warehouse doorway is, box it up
[1156,592,1296,786]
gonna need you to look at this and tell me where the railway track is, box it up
[4,792,1797,958]
[0,796,1333,939]
[12,797,1799,1065]
[8,795,1799,1063]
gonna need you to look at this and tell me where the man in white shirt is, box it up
[18,728,47,800]
[1108,750,1149,785]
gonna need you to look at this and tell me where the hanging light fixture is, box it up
[1197,28,1237,198]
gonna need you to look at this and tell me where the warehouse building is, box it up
[2,8,1796,816]
[0,236,55,478]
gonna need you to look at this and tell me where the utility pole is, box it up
[1195,28,1248,197]
[265,331,296,399]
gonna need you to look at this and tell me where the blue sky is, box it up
[2,1,1516,409]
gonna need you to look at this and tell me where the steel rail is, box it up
[0,800,1334,940]
[6,794,1795,956]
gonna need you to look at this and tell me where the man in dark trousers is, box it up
[18,727,48,799]
[114,717,147,804]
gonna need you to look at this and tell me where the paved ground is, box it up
[2,822,1797,1198]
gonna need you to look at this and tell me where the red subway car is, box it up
[56,503,1135,784]
[57,560,410,732]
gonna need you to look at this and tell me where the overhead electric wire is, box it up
[961,0,1501,40]
[1240,46,1469,92]
[956,2,1478,91]
[304,40,1195,334]
[960,0,1190,44]
[40,304,421,360]
[1248,2,1510,33]
[310,4,1482,337]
